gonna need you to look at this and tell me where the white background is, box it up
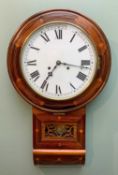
[0,1,117,175]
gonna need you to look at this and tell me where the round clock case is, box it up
[7,9,111,112]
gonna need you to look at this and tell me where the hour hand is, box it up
[40,61,61,89]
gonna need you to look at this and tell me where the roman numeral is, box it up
[55,29,62,39]
[41,80,49,91]
[56,85,62,95]
[40,32,50,42]
[30,70,40,81]
[27,60,37,66]
[78,45,88,52]
[41,80,48,89]
[70,32,77,43]
[45,83,49,91]
[81,60,90,66]
[30,46,40,51]
[70,83,76,90]
[77,72,87,81]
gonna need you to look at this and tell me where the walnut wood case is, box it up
[7,9,111,164]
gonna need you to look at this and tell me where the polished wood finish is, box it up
[33,107,85,164]
[7,9,111,165]
[33,149,86,156]
[7,9,111,112]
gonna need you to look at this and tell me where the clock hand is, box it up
[59,61,90,69]
[47,60,61,77]
[41,61,61,89]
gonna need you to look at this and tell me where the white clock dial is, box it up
[20,22,98,100]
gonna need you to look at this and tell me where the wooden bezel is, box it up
[7,9,111,112]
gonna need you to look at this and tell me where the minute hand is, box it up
[61,62,90,69]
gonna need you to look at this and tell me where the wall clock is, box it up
[7,9,111,164]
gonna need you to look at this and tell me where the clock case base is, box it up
[33,107,86,164]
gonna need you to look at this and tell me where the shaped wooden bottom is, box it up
[33,107,86,164]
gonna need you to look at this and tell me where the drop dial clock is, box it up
[7,9,111,164]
